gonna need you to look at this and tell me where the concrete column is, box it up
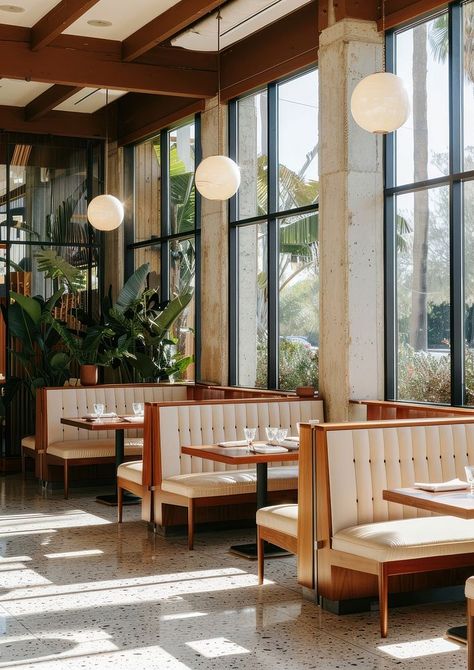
[103,140,124,301]
[199,96,228,385]
[319,19,384,421]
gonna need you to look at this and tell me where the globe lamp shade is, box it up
[87,194,124,231]
[350,72,410,134]
[195,155,241,200]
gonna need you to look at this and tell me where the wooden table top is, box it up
[383,486,474,520]
[61,417,144,431]
[181,443,299,466]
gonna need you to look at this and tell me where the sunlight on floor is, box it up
[44,549,104,559]
[186,637,251,658]
[378,636,461,659]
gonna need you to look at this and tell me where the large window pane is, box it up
[238,223,267,388]
[465,181,474,404]
[464,1,474,171]
[395,16,449,185]
[278,70,318,210]
[169,237,195,380]
[134,138,161,241]
[169,122,195,235]
[237,90,268,219]
[278,213,319,390]
[396,186,450,402]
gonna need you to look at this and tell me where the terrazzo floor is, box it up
[0,475,470,669]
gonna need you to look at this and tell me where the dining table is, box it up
[383,485,474,643]
[181,442,299,559]
[60,415,144,505]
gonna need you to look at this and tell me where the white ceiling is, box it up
[0,0,58,26]
[54,88,127,113]
[0,79,52,107]
[172,0,313,51]
[64,0,180,41]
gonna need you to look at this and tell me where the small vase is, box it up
[295,386,315,398]
[80,364,98,386]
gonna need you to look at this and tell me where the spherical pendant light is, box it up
[195,155,241,201]
[350,72,410,134]
[87,194,124,231]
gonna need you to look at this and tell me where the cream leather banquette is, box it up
[314,418,474,638]
[38,383,191,498]
[120,397,324,549]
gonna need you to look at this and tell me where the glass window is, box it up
[386,2,473,406]
[230,68,319,390]
[169,122,195,235]
[134,138,161,240]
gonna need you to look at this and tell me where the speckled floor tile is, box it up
[0,474,470,669]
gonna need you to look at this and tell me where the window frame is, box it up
[228,67,319,390]
[385,1,474,405]
[124,115,201,380]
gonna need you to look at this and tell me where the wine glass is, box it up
[465,466,474,496]
[276,428,288,444]
[244,427,257,452]
[265,427,278,445]
[132,402,144,417]
[93,403,105,421]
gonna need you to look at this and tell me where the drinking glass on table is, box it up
[465,466,474,496]
[132,402,144,417]
[244,427,257,452]
[93,403,105,420]
[276,428,288,443]
[265,427,278,445]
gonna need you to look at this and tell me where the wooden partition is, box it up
[352,399,474,421]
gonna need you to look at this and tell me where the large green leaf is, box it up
[114,263,150,313]
[128,352,159,379]
[10,292,41,326]
[151,291,193,336]
[35,249,86,293]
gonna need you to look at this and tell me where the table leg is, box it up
[96,429,140,506]
[230,461,292,560]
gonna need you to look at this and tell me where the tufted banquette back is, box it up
[157,398,324,479]
[324,419,474,534]
[42,384,189,447]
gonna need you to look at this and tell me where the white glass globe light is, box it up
[350,72,410,134]
[195,155,241,200]
[87,194,124,231]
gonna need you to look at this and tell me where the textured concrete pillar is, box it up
[199,96,229,385]
[319,19,384,421]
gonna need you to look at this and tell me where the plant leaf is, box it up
[114,263,150,313]
[10,292,41,326]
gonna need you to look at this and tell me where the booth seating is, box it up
[307,418,474,638]
[119,397,324,549]
[466,576,474,670]
[257,504,298,583]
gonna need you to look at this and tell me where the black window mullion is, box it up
[449,1,464,405]
[228,99,238,384]
[267,83,279,389]
[384,192,397,399]
[123,144,135,280]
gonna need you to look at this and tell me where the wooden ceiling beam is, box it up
[24,84,82,121]
[0,41,216,97]
[122,0,227,62]
[0,105,105,138]
[31,0,101,51]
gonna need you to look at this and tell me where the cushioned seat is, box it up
[117,460,143,485]
[467,576,474,599]
[332,516,474,563]
[161,465,298,498]
[47,438,143,460]
[21,435,35,450]
[256,503,298,538]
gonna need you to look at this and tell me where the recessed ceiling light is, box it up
[0,5,25,12]
[87,19,112,28]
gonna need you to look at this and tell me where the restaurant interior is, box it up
[2,0,474,668]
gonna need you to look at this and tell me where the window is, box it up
[126,118,199,380]
[229,69,319,390]
[385,1,474,405]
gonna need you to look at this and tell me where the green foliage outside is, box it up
[256,338,319,391]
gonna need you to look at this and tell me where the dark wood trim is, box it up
[297,424,316,589]
[220,2,318,101]
[31,0,102,51]
[0,41,216,97]
[25,85,82,121]
[0,105,105,139]
[122,0,227,62]
[382,0,449,31]
[352,398,474,420]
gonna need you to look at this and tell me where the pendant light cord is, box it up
[381,0,386,71]
[105,88,109,194]
[216,10,222,155]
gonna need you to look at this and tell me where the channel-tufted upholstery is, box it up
[149,398,324,549]
[257,504,298,538]
[317,419,474,638]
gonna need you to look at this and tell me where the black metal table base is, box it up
[446,625,467,644]
[96,493,141,506]
[229,542,291,560]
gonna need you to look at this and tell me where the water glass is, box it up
[244,427,257,452]
[93,403,105,420]
[465,466,474,496]
[265,427,278,445]
[132,402,144,417]
[276,428,288,443]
